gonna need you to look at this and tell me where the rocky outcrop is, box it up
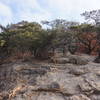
[0,55,100,100]
[50,54,89,65]
[68,55,89,65]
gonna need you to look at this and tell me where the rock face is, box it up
[0,55,100,100]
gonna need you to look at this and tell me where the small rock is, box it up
[69,94,91,100]
[69,68,87,76]
[48,82,60,90]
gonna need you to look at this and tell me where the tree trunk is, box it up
[98,51,100,58]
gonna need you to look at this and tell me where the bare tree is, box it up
[81,9,100,26]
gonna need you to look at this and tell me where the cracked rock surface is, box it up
[0,55,100,100]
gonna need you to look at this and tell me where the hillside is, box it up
[0,9,100,100]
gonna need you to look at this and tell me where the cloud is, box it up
[40,0,100,21]
[15,0,52,22]
[0,2,13,25]
[0,0,100,25]
[0,0,52,25]
[18,10,52,22]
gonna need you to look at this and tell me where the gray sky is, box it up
[0,0,100,25]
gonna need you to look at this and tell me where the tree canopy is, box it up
[1,10,100,60]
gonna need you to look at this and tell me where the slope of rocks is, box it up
[0,55,100,100]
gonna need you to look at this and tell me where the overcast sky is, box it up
[0,0,100,26]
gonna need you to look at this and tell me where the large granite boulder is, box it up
[50,54,89,65]
[68,55,88,65]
